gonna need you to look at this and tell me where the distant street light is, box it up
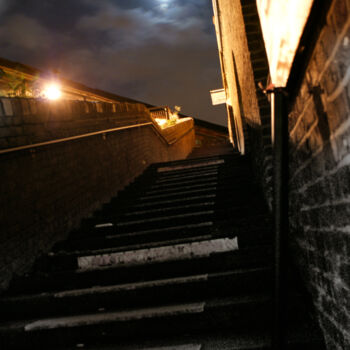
[44,83,62,100]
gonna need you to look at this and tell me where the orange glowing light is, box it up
[256,0,314,86]
[44,83,62,100]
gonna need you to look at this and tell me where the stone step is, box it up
[47,236,238,272]
[0,267,272,320]
[0,295,272,349]
[79,237,238,270]
[123,201,216,218]
[120,198,266,221]
[87,188,265,227]
[155,170,219,183]
[55,223,272,254]
[115,211,217,233]
[153,164,248,181]
[67,209,271,248]
[46,327,324,350]
[154,166,252,184]
[68,210,271,247]
[156,164,221,177]
[115,209,270,235]
[148,175,219,190]
[144,181,219,196]
[130,187,259,210]
[139,180,253,200]
[117,199,267,223]
[8,246,273,295]
[55,222,215,252]
[155,159,248,175]
[152,154,240,168]
[157,159,225,173]
[146,173,253,195]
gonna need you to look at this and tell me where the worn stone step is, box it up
[147,172,253,194]
[153,162,251,180]
[82,180,254,231]
[154,166,251,184]
[152,154,238,168]
[144,181,219,196]
[157,159,225,173]
[68,217,215,242]
[141,178,254,198]
[132,186,259,209]
[120,197,266,221]
[157,164,221,177]
[116,207,269,235]
[154,155,224,167]
[123,201,216,218]
[56,213,272,253]
[118,198,267,223]
[67,209,271,248]
[41,321,325,350]
[87,186,264,227]
[47,235,238,272]
[148,175,219,190]
[0,295,272,349]
[56,224,272,254]
[116,210,216,232]
[155,163,250,177]
[0,267,272,320]
[54,222,215,252]
[8,246,273,295]
[68,210,270,247]
[155,170,220,183]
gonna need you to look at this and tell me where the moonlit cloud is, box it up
[0,0,226,125]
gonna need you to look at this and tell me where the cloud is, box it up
[0,0,226,125]
[0,14,52,50]
[0,0,9,15]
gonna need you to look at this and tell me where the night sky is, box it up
[0,0,226,125]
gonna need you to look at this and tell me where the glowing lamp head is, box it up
[44,83,62,100]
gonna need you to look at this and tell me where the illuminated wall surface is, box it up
[256,0,314,87]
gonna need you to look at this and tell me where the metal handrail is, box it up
[0,122,152,155]
[0,118,194,155]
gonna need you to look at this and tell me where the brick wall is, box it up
[288,1,350,348]
[0,98,195,292]
[214,0,273,207]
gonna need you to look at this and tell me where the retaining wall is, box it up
[0,98,195,292]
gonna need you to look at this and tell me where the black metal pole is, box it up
[271,88,289,350]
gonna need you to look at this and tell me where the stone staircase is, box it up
[0,151,324,349]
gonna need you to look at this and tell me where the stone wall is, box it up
[288,1,350,348]
[214,0,273,207]
[0,98,151,150]
[0,98,195,292]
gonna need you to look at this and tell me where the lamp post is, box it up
[270,87,289,350]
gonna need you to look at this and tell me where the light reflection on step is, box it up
[77,237,238,270]
[157,159,224,173]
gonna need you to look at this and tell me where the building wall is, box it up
[193,119,228,148]
[214,0,273,207]
[0,98,194,292]
[288,1,350,348]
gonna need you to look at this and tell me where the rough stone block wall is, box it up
[288,1,350,348]
[0,99,194,292]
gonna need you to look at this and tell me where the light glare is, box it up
[44,84,62,100]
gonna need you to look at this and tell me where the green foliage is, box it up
[0,68,39,98]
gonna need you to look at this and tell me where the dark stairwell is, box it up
[0,145,324,349]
